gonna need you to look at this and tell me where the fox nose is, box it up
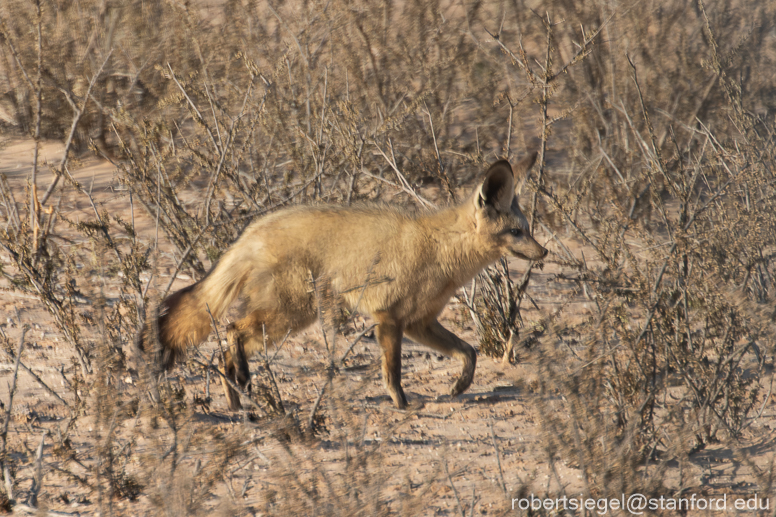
[541,247,549,258]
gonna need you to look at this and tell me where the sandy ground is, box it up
[0,138,774,516]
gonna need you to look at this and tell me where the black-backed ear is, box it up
[511,152,537,194]
[476,160,515,211]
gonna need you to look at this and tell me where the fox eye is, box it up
[509,228,522,237]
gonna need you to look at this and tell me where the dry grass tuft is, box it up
[0,0,774,513]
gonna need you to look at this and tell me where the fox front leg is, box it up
[375,316,408,409]
[406,320,477,397]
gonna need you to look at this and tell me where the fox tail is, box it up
[142,248,247,369]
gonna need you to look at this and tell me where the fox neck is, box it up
[422,204,503,287]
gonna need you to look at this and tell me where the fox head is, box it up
[472,154,548,261]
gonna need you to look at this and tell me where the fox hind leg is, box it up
[220,323,251,411]
[221,305,317,411]
[221,312,277,411]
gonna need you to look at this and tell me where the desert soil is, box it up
[0,138,774,516]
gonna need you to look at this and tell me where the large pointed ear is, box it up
[511,152,538,195]
[476,160,515,212]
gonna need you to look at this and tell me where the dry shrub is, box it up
[0,0,774,513]
[473,0,775,507]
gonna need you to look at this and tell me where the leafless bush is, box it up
[0,0,774,513]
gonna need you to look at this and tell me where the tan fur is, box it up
[145,155,548,409]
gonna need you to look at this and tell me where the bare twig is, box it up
[339,324,378,364]
[190,357,264,414]
[0,325,27,503]
[373,141,437,209]
[41,50,114,207]
[26,432,45,508]
[489,419,508,497]
[307,374,332,435]
[0,349,67,405]
[444,459,466,517]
